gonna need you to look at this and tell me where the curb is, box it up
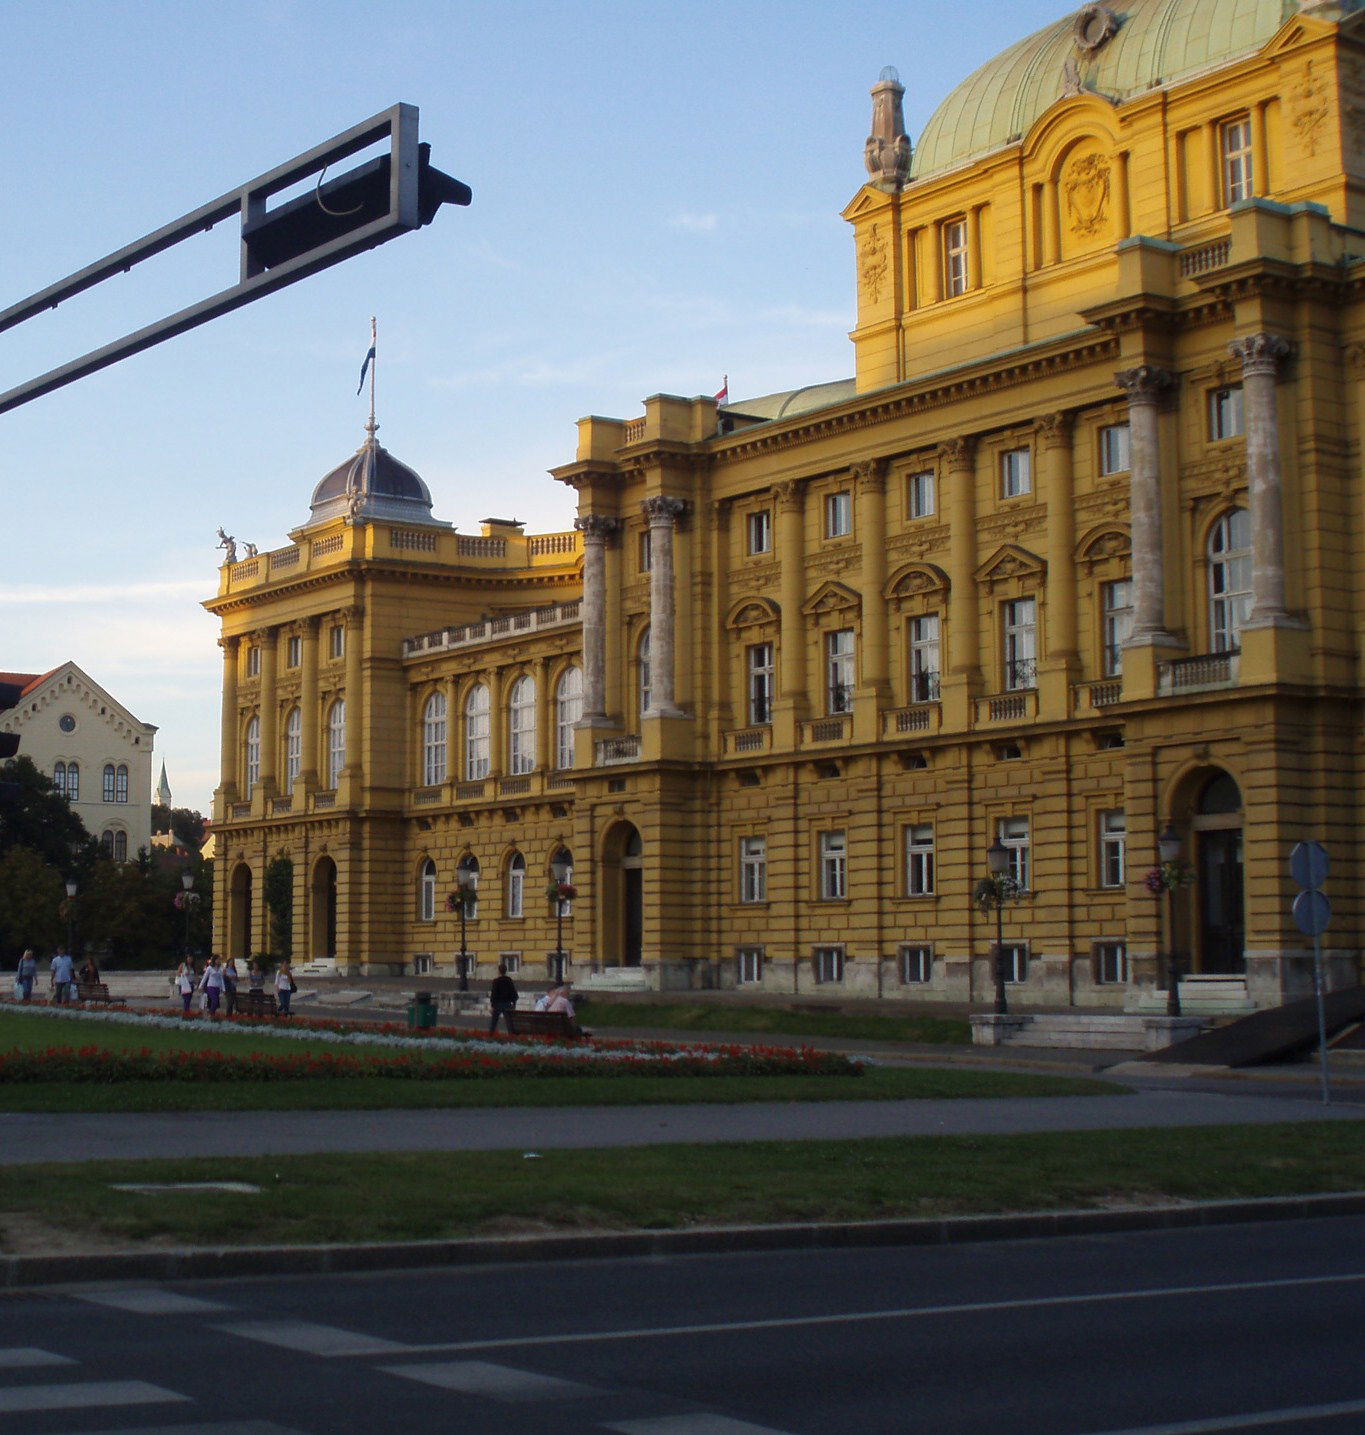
[5,1190,1365,1291]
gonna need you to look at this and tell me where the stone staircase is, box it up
[576,966,651,993]
[971,1012,1208,1051]
[1128,975,1257,1016]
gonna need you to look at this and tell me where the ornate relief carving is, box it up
[1073,4,1118,53]
[775,479,806,513]
[727,599,781,631]
[641,496,687,526]
[886,562,951,599]
[976,544,1047,586]
[801,580,862,616]
[939,435,977,468]
[1063,153,1111,237]
[1077,527,1131,566]
[1037,410,1075,447]
[1291,62,1329,157]
[852,458,887,493]
[861,224,889,304]
[574,514,621,543]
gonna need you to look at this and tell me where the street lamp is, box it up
[181,870,195,960]
[63,877,76,957]
[986,837,1011,1015]
[550,852,571,985]
[456,864,478,991]
[1158,823,1182,1017]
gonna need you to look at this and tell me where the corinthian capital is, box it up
[1114,365,1177,404]
[574,514,620,543]
[852,458,887,493]
[641,496,687,526]
[939,435,977,469]
[1229,332,1292,379]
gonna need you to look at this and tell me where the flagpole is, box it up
[368,314,377,434]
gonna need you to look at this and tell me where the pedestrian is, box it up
[198,954,225,1017]
[546,982,576,1020]
[175,956,197,1016]
[488,961,518,1034]
[222,955,239,1016]
[16,950,37,1003]
[78,954,101,987]
[49,947,75,1005]
[248,959,264,992]
[274,959,296,1017]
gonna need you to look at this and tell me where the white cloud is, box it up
[0,579,205,605]
[670,211,719,233]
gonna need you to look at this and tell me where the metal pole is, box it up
[1313,926,1331,1107]
[459,899,468,992]
[993,893,1007,1016]
[1166,884,1181,1017]
[555,900,565,985]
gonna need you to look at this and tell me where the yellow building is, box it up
[209,0,1365,1010]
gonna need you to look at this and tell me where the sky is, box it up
[1,0,1064,816]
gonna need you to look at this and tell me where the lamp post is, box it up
[64,877,76,957]
[550,853,571,984]
[181,870,195,960]
[1158,824,1182,1017]
[456,865,477,991]
[986,837,1010,1015]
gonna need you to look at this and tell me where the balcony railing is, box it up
[1158,651,1239,695]
[725,727,772,754]
[803,716,849,744]
[977,690,1038,724]
[500,776,531,795]
[455,780,487,800]
[1072,679,1123,714]
[883,703,940,737]
[413,787,443,805]
[1181,237,1231,278]
[404,600,581,657]
[597,735,641,766]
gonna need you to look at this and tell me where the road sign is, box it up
[1292,889,1331,938]
[1290,841,1329,892]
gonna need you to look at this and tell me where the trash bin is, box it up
[407,991,438,1030]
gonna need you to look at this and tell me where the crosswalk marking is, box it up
[0,1379,189,1414]
[75,1288,228,1315]
[0,1346,75,1368]
[381,1359,599,1400]
[213,1319,408,1356]
[604,1417,801,1435]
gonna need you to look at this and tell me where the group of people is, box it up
[13,948,102,1004]
[487,963,577,1034]
[173,955,297,1017]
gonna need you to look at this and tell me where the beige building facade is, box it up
[209,0,1365,1009]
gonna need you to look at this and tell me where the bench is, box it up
[506,1009,584,1040]
[238,989,278,1017]
[75,981,113,1003]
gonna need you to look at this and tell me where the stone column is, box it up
[218,637,239,800]
[342,606,364,786]
[854,460,889,699]
[573,515,618,724]
[299,617,320,789]
[642,496,686,717]
[1115,366,1179,643]
[1230,332,1292,626]
[1040,411,1078,663]
[256,627,278,794]
[943,435,979,685]
[775,479,808,727]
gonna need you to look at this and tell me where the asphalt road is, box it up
[1,1214,1362,1433]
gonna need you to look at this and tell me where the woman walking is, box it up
[274,959,296,1017]
[16,950,36,1004]
[175,957,197,1016]
[198,954,225,1017]
[222,955,240,1016]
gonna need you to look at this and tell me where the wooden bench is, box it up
[238,989,278,1017]
[75,981,112,1003]
[506,1009,583,1040]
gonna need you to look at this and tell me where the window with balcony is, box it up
[1220,115,1254,205]
[740,835,767,903]
[908,613,940,702]
[243,722,259,796]
[1003,598,1037,690]
[638,629,652,717]
[819,830,847,900]
[285,706,302,793]
[1102,580,1133,677]
[1209,508,1252,653]
[905,823,935,896]
[747,642,774,725]
[826,629,855,714]
[327,700,345,788]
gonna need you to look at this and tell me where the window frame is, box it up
[1220,115,1254,206]
[747,642,774,726]
[739,835,767,904]
[1003,597,1037,691]
[327,699,345,789]
[246,645,261,678]
[998,942,1029,985]
[285,706,302,793]
[244,721,260,796]
[555,666,583,770]
[826,628,855,715]
[1099,423,1131,476]
[908,613,941,703]
[819,830,847,901]
[1208,385,1245,442]
[67,762,79,801]
[899,944,933,985]
[638,629,652,718]
[814,945,846,984]
[1095,940,1129,986]
[286,634,302,669]
[943,217,969,298]
[906,469,936,520]
[1000,446,1032,499]
[418,858,437,923]
[422,691,448,787]
[1101,579,1133,678]
[737,947,765,985]
[507,852,526,919]
[905,823,935,897]
[824,490,852,539]
[508,674,537,776]
[746,509,772,555]
[1209,508,1252,654]
[464,683,491,781]
[998,815,1031,891]
[1099,809,1126,889]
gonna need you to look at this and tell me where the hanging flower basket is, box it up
[973,873,1023,913]
[445,891,473,913]
[547,882,577,904]
[1144,859,1195,895]
[173,890,201,911]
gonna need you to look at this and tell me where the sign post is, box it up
[1289,842,1331,1106]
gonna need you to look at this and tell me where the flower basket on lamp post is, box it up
[548,854,574,984]
[1147,824,1195,1016]
[974,838,1023,1015]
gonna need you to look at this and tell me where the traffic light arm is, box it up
[0,103,469,417]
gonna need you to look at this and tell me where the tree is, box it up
[0,757,96,873]
[0,847,66,958]
[151,803,207,853]
[263,854,292,959]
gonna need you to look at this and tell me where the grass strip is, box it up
[579,1001,970,1045]
[0,1123,1357,1251]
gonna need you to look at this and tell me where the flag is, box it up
[714,374,729,406]
[356,344,376,396]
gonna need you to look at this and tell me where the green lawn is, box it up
[0,1123,1358,1251]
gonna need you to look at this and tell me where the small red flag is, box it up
[714,374,729,406]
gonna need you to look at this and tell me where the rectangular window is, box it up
[246,646,261,678]
[944,218,969,298]
[998,942,1029,985]
[819,830,847,900]
[824,490,852,538]
[746,510,772,555]
[826,629,855,714]
[1099,809,1126,888]
[329,624,345,660]
[908,614,940,702]
[899,944,932,984]
[1102,580,1133,677]
[814,946,846,984]
[639,528,653,573]
[907,470,936,519]
[286,634,302,668]
[1209,386,1244,441]
[905,823,935,896]
[737,947,764,985]
[1099,423,1131,476]
[1003,598,1037,691]
[747,642,774,725]
[1095,941,1129,985]
[500,952,523,975]
[998,815,1030,890]
[1000,447,1032,499]
[740,836,767,904]
[1221,116,1254,205]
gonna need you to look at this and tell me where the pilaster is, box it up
[853,459,890,741]
[941,436,979,729]
[773,478,809,746]
[1038,412,1078,720]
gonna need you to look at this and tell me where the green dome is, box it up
[911,0,1339,182]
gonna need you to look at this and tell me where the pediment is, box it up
[726,597,781,630]
[1077,525,1131,565]
[976,544,1046,585]
[884,561,951,600]
[801,580,862,617]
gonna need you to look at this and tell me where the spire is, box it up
[157,762,172,808]
[865,66,911,191]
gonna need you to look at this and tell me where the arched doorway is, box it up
[1192,771,1244,974]
[310,856,337,962]
[229,863,253,961]
[601,821,644,967]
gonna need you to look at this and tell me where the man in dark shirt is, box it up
[488,962,518,1034]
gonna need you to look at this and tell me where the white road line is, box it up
[0,1379,188,1414]
[381,1359,599,1400]
[605,1417,801,1435]
[0,1346,74,1368]
[212,1319,408,1356]
[75,1288,228,1315]
[1073,1397,1365,1434]
[61,1424,307,1435]
[387,1270,1365,1357]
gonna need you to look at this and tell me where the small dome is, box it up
[305,428,448,530]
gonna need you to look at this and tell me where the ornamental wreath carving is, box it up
[1064,153,1111,237]
[861,224,889,305]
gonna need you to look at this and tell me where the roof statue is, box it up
[864,66,911,191]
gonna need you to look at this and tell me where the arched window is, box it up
[53,761,66,798]
[638,629,652,717]
[556,667,582,770]
[507,851,525,919]
[1209,508,1252,654]
[115,764,129,803]
[285,707,302,793]
[422,692,448,786]
[113,830,128,861]
[418,857,437,922]
[464,684,490,780]
[67,762,79,801]
[508,675,536,775]
[327,700,346,788]
[100,829,114,857]
[244,717,260,795]
[102,763,116,802]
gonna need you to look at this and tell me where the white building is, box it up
[0,662,157,859]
